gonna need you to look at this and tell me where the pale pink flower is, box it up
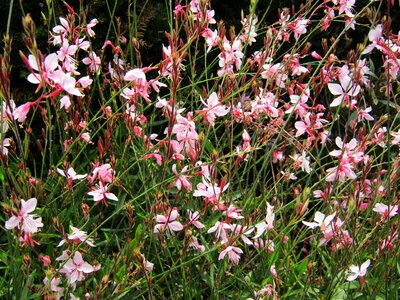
[57,39,78,72]
[335,0,356,18]
[218,246,243,265]
[140,254,154,272]
[262,60,288,88]
[86,19,98,37]
[188,210,205,229]
[60,251,95,285]
[154,209,183,234]
[60,95,71,110]
[1,99,15,133]
[172,164,192,192]
[328,75,360,107]
[224,205,244,220]
[347,259,371,281]
[198,92,229,127]
[124,68,146,82]
[292,151,312,174]
[57,167,87,181]
[208,220,231,242]
[1,138,10,156]
[87,182,118,203]
[290,18,309,40]
[51,70,83,96]
[43,276,64,299]
[330,137,364,164]
[252,88,279,119]
[358,107,374,122]
[52,17,70,45]
[75,37,90,51]
[82,51,101,73]
[270,265,278,278]
[218,38,243,75]
[253,202,275,239]
[391,130,400,145]
[5,198,43,234]
[27,53,59,86]
[240,15,258,45]
[231,224,254,245]
[188,236,205,252]
[58,225,95,247]
[13,102,32,123]
[193,177,229,210]
[284,54,309,76]
[171,112,198,146]
[285,88,310,118]
[81,132,91,143]
[78,76,93,88]
[272,151,285,163]
[373,203,398,221]
[202,28,219,52]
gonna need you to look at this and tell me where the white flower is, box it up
[347,259,371,281]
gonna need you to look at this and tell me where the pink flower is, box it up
[270,265,278,278]
[198,92,229,127]
[60,251,95,284]
[89,163,115,183]
[292,151,312,174]
[362,25,383,54]
[87,182,118,203]
[154,209,183,234]
[218,246,243,265]
[218,38,243,75]
[326,156,357,182]
[5,198,43,234]
[171,112,198,143]
[140,254,154,272]
[252,88,279,119]
[347,259,371,281]
[373,203,398,221]
[124,68,146,82]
